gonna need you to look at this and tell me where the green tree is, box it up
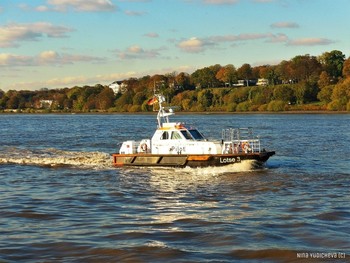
[236,101,252,112]
[229,87,249,104]
[114,89,134,111]
[267,100,286,111]
[273,85,295,103]
[251,86,273,105]
[318,50,345,81]
[266,66,280,85]
[191,67,218,88]
[293,81,319,104]
[317,85,334,104]
[133,91,147,106]
[198,89,213,108]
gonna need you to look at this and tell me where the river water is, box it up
[0,113,349,262]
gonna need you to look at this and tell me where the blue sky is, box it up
[1,0,349,91]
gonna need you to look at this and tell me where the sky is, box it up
[1,0,350,91]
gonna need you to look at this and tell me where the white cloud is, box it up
[0,53,33,67]
[117,45,162,59]
[177,37,211,53]
[21,0,116,12]
[0,51,104,67]
[177,32,336,53]
[39,50,59,61]
[267,33,289,43]
[48,0,116,12]
[124,10,147,16]
[271,22,299,29]
[143,32,159,38]
[287,38,335,46]
[0,22,73,48]
[35,5,50,12]
[208,33,273,42]
[177,33,291,53]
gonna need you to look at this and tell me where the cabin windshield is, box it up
[188,129,204,140]
[171,131,182,140]
[180,130,193,140]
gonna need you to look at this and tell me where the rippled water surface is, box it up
[0,113,349,262]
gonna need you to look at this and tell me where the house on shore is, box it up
[109,81,127,94]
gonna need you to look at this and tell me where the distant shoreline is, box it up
[1,110,348,115]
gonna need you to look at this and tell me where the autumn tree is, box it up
[290,54,322,82]
[254,65,270,79]
[216,64,237,87]
[3,90,21,109]
[150,74,167,91]
[329,78,350,110]
[124,77,142,93]
[276,60,293,83]
[175,72,192,90]
[237,64,253,86]
[342,57,350,78]
[96,87,114,110]
[318,71,332,88]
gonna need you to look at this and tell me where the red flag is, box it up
[147,97,158,105]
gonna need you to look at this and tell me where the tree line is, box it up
[1,50,350,113]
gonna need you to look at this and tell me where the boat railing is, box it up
[221,128,261,153]
[222,128,254,141]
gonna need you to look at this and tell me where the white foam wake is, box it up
[181,160,256,175]
[0,147,112,169]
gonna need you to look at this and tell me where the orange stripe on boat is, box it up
[187,155,210,161]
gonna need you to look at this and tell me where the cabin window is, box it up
[189,129,204,140]
[171,131,182,140]
[161,131,169,140]
[180,130,193,140]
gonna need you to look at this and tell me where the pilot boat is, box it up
[112,94,275,168]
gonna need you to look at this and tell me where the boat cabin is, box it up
[150,122,221,155]
[119,122,222,155]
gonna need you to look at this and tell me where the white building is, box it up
[109,81,127,94]
[257,78,268,86]
[39,100,53,108]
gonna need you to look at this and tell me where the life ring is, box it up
[141,143,148,152]
[241,142,250,153]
